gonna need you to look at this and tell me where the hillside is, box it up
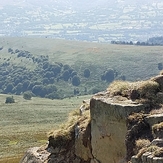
[20,73,163,163]
[0,93,92,163]
[0,37,163,99]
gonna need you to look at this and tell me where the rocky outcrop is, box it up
[90,93,151,163]
[20,75,163,163]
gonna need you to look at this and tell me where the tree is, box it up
[44,71,54,79]
[32,85,45,97]
[84,68,90,78]
[51,64,61,76]
[71,71,77,77]
[22,80,30,91]
[5,96,15,103]
[102,69,115,82]
[15,83,23,94]
[72,75,80,86]
[62,70,70,81]
[4,83,14,93]
[158,63,163,70]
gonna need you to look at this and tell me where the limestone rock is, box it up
[90,93,149,163]
[145,114,163,127]
[20,147,50,163]
[20,89,163,163]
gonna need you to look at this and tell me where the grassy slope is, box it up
[0,37,163,82]
[0,37,163,162]
[0,94,92,162]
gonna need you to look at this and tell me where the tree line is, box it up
[0,47,127,99]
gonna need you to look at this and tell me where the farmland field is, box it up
[0,94,92,163]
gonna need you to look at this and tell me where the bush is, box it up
[23,91,32,100]
[5,96,15,103]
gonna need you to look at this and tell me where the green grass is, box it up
[0,37,163,161]
[0,37,163,82]
[0,93,92,162]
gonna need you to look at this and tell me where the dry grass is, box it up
[107,80,132,97]
[134,139,151,154]
[107,80,159,104]
[136,145,160,158]
[153,147,163,157]
[128,112,144,122]
[48,108,90,148]
[152,122,163,133]
[137,80,159,100]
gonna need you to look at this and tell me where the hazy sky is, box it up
[1,0,161,8]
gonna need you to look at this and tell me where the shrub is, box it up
[5,96,15,103]
[23,91,32,100]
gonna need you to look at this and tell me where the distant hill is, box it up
[0,37,163,99]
